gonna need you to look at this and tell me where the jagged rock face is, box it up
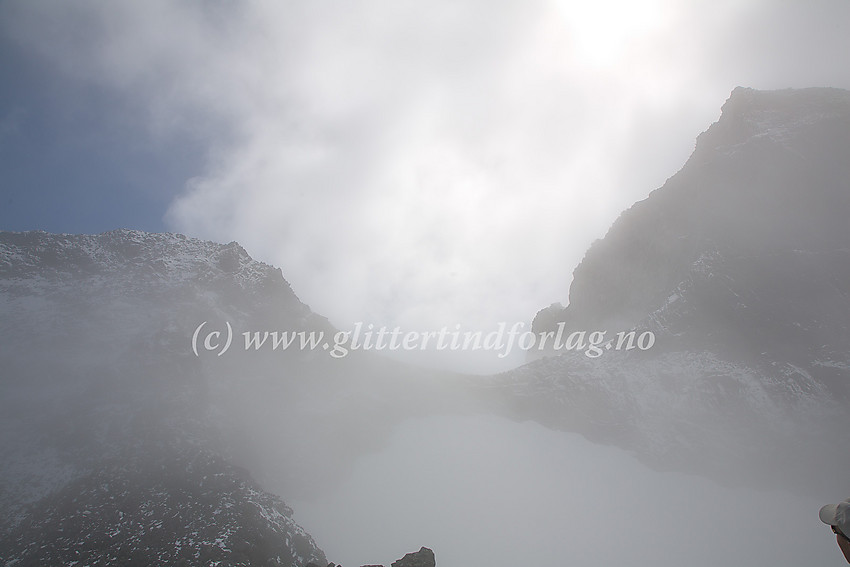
[516,88,850,497]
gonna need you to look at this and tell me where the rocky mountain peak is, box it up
[534,86,850,335]
[516,88,850,495]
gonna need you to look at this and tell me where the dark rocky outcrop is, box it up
[391,547,436,567]
[310,546,436,567]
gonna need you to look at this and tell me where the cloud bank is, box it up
[4,0,850,371]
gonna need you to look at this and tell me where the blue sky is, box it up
[2,1,850,372]
[0,31,204,234]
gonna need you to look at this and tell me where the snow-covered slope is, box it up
[508,87,850,497]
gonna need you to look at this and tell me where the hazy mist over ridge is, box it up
[3,85,850,565]
[3,1,850,359]
[3,2,850,566]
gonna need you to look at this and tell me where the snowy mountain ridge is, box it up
[0,228,313,324]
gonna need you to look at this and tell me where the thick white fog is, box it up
[2,1,850,564]
[291,415,838,567]
[5,1,850,349]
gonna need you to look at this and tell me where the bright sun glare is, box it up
[553,0,673,68]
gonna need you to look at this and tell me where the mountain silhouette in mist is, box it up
[510,87,850,496]
[2,86,849,564]
[0,229,462,565]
